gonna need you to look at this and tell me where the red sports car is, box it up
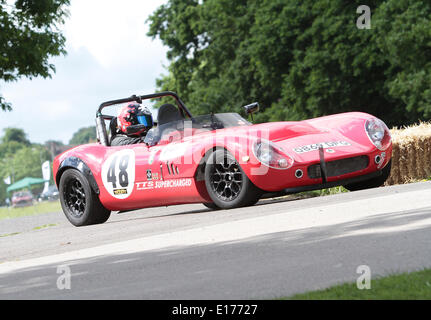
[11,191,34,208]
[53,91,392,226]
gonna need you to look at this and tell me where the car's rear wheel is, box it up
[59,169,111,226]
[204,149,262,209]
[343,160,392,191]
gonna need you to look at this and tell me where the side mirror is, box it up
[243,102,259,122]
[243,102,259,115]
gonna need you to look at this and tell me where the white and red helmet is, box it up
[117,103,153,136]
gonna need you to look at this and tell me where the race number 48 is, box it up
[107,155,129,188]
[102,149,135,199]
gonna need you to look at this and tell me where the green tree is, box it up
[69,126,96,145]
[147,0,431,127]
[0,0,70,111]
[0,128,50,204]
[1,127,30,145]
[11,145,50,181]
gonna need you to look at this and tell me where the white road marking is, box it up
[0,189,430,274]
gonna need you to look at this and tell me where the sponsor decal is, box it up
[136,178,192,191]
[293,141,351,154]
[113,189,128,195]
[146,169,159,181]
[136,181,154,190]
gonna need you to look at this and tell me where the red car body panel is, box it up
[54,111,392,212]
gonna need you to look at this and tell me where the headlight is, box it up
[365,118,391,150]
[253,140,294,169]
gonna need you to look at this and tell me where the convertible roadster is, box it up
[53,91,392,226]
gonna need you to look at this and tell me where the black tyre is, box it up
[202,202,220,210]
[344,160,392,191]
[59,169,111,226]
[204,149,262,209]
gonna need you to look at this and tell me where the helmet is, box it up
[117,103,153,136]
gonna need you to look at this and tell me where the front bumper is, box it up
[244,146,392,192]
[283,167,383,194]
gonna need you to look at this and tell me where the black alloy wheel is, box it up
[209,154,244,202]
[204,149,262,209]
[63,178,86,218]
[59,169,111,226]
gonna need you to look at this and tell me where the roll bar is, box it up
[97,91,192,117]
[95,91,193,146]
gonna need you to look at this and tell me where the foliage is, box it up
[0,128,50,205]
[0,127,30,146]
[69,126,96,145]
[0,0,70,111]
[147,0,431,127]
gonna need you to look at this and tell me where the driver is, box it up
[111,103,154,146]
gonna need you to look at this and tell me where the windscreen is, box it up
[144,113,251,146]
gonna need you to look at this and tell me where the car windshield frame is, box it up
[144,112,251,146]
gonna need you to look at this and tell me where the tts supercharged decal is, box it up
[293,141,351,154]
[136,178,192,191]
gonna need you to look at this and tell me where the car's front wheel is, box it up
[204,149,262,209]
[59,169,111,226]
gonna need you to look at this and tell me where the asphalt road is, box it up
[0,182,431,299]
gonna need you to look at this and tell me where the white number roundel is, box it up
[101,149,135,199]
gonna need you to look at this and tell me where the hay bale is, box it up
[386,122,431,185]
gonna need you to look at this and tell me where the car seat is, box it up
[157,104,183,125]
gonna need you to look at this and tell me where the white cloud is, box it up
[65,0,166,68]
[38,100,73,121]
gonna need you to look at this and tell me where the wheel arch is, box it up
[194,146,228,182]
[200,146,263,208]
[56,157,100,195]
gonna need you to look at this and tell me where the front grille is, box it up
[308,155,369,179]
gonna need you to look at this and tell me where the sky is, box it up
[0,0,169,144]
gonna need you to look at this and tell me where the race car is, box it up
[53,91,392,226]
[11,191,34,208]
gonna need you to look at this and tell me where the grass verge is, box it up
[285,269,431,300]
[0,201,61,220]
[0,232,21,238]
[292,186,349,200]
